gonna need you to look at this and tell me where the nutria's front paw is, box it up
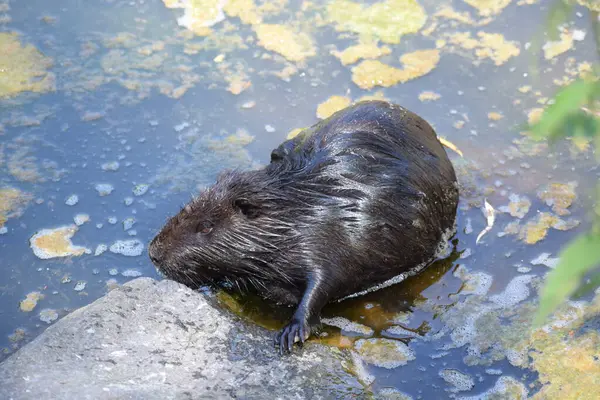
[275,319,311,354]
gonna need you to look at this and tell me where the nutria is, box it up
[149,100,459,353]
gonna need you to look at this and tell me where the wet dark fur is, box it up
[149,100,459,353]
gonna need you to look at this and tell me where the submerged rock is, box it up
[0,278,366,399]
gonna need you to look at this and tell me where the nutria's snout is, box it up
[148,236,163,268]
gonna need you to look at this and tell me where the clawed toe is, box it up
[275,319,310,354]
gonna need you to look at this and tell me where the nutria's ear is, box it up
[234,198,260,219]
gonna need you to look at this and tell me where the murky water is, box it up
[1,0,599,398]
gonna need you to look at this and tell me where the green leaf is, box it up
[529,80,599,141]
[534,233,600,327]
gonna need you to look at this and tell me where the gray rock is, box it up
[0,278,366,400]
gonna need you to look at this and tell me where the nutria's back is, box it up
[149,100,459,353]
[265,100,458,286]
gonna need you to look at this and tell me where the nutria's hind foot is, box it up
[275,318,311,354]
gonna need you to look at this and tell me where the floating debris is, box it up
[537,182,577,216]
[376,388,413,400]
[331,42,392,65]
[30,225,90,259]
[454,266,493,296]
[95,183,114,196]
[326,0,427,44]
[354,338,416,369]
[101,161,120,171]
[351,49,440,89]
[419,91,441,102]
[498,193,531,219]
[527,107,544,125]
[121,269,143,278]
[488,111,503,121]
[518,212,579,245]
[577,0,600,11]
[73,281,87,292]
[123,217,135,231]
[439,368,475,392]
[133,184,149,196]
[381,325,421,339]
[39,309,58,324]
[241,100,256,109]
[489,275,534,308]
[322,317,374,337]
[124,197,134,206]
[529,301,600,398]
[485,369,503,375]
[476,199,495,244]
[19,292,44,312]
[0,187,32,227]
[460,248,472,259]
[0,32,55,98]
[254,24,316,62]
[106,278,120,292]
[65,194,79,206]
[465,218,474,234]
[8,328,26,344]
[109,268,119,276]
[316,96,352,119]
[530,252,559,268]
[446,31,520,66]
[459,376,528,399]
[543,30,574,60]
[81,111,104,122]
[518,85,532,93]
[109,239,144,257]
[164,0,226,36]
[463,0,512,17]
[94,244,108,256]
[73,213,90,226]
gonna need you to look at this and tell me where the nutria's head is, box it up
[148,170,297,289]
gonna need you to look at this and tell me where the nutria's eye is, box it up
[197,221,213,235]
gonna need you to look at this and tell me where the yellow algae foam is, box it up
[20,292,44,312]
[463,0,513,17]
[351,49,440,90]
[316,95,352,119]
[254,23,316,62]
[0,187,32,227]
[446,31,520,66]
[223,0,288,26]
[543,30,574,60]
[163,0,227,36]
[419,91,441,102]
[0,32,55,98]
[331,42,392,66]
[30,225,90,259]
[577,0,600,11]
[326,0,427,44]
